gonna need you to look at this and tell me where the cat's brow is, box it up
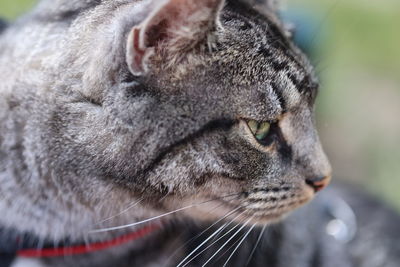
[286,72,319,105]
[302,78,319,103]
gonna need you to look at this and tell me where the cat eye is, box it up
[246,120,271,142]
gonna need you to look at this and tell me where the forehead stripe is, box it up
[271,82,287,112]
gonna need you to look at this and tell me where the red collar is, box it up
[17,224,160,258]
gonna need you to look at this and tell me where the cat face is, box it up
[35,0,331,226]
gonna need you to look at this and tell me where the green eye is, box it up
[247,120,271,141]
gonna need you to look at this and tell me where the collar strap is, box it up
[5,224,160,259]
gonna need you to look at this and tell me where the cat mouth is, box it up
[221,194,311,224]
[182,199,308,226]
[241,196,311,223]
[179,186,314,225]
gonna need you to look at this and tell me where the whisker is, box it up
[179,211,247,267]
[96,197,144,225]
[245,224,267,267]
[201,216,254,267]
[211,206,261,263]
[222,223,256,267]
[90,193,241,233]
[175,223,228,267]
[213,228,246,263]
[166,205,241,265]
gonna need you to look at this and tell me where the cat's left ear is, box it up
[126,0,225,76]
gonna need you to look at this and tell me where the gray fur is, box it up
[0,0,399,266]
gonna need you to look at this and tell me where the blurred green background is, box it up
[0,0,36,19]
[289,0,400,210]
[1,0,399,209]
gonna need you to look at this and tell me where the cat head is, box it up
[34,0,331,226]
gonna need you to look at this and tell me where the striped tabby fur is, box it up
[0,0,399,266]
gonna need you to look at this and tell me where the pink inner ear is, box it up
[132,28,146,73]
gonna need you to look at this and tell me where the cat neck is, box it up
[0,155,163,243]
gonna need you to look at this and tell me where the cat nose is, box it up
[305,175,331,192]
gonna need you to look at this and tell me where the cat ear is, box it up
[126,0,225,76]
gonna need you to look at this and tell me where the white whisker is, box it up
[212,228,247,262]
[97,197,144,225]
[201,216,254,267]
[176,223,228,267]
[167,205,241,265]
[180,211,246,267]
[222,223,256,267]
[90,193,240,233]
[245,224,267,266]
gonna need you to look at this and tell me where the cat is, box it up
[0,0,399,266]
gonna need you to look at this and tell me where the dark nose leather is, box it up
[305,176,331,192]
